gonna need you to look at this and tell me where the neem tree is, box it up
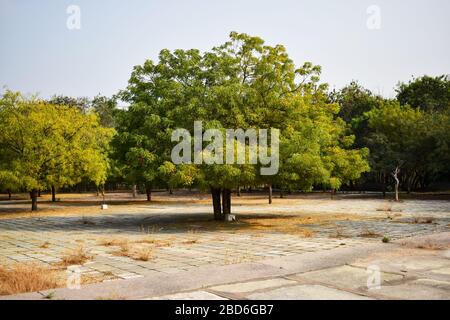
[0,91,114,210]
[116,32,370,219]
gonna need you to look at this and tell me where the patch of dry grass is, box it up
[224,250,255,265]
[183,239,199,245]
[134,237,173,247]
[359,228,381,238]
[113,243,154,262]
[330,227,350,239]
[39,242,50,249]
[59,245,92,266]
[401,239,448,250]
[98,237,129,247]
[0,263,62,296]
[412,216,435,224]
[133,247,153,261]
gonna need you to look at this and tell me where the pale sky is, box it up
[1,0,449,99]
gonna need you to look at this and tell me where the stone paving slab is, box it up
[370,279,450,300]
[211,278,297,294]
[148,291,228,300]
[290,265,404,291]
[245,284,372,300]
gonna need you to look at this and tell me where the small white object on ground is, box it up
[225,214,236,222]
[101,204,108,210]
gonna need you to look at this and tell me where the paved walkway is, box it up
[0,195,449,299]
[3,232,449,300]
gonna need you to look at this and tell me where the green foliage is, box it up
[0,91,114,196]
[115,32,370,207]
[396,75,450,112]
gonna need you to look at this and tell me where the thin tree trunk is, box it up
[31,189,38,211]
[211,188,222,220]
[7,189,11,200]
[132,185,137,198]
[169,188,173,195]
[268,184,273,204]
[392,166,400,202]
[280,189,284,198]
[237,186,241,197]
[51,185,56,202]
[222,189,231,215]
[146,186,152,202]
[38,189,41,197]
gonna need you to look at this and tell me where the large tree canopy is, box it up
[115,32,370,219]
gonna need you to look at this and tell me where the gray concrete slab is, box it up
[370,279,450,300]
[246,284,372,300]
[148,291,228,300]
[291,265,403,291]
[211,278,297,294]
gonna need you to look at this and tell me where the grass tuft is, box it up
[0,263,62,296]
[60,245,92,266]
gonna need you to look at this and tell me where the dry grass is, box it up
[133,247,153,261]
[95,293,126,300]
[118,241,130,255]
[183,239,199,245]
[39,242,50,249]
[113,243,154,262]
[224,250,255,265]
[330,227,350,239]
[97,237,130,247]
[412,216,435,224]
[0,263,62,296]
[401,239,448,250]
[134,237,173,247]
[59,245,92,266]
[359,228,381,238]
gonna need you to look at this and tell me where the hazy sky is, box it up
[1,0,449,99]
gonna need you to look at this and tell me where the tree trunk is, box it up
[268,184,273,204]
[392,166,400,202]
[132,185,137,198]
[222,188,231,215]
[31,189,38,211]
[280,189,284,198]
[169,188,173,195]
[146,186,152,202]
[38,189,41,197]
[7,189,11,200]
[51,185,56,202]
[211,188,223,220]
[237,186,241,197]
